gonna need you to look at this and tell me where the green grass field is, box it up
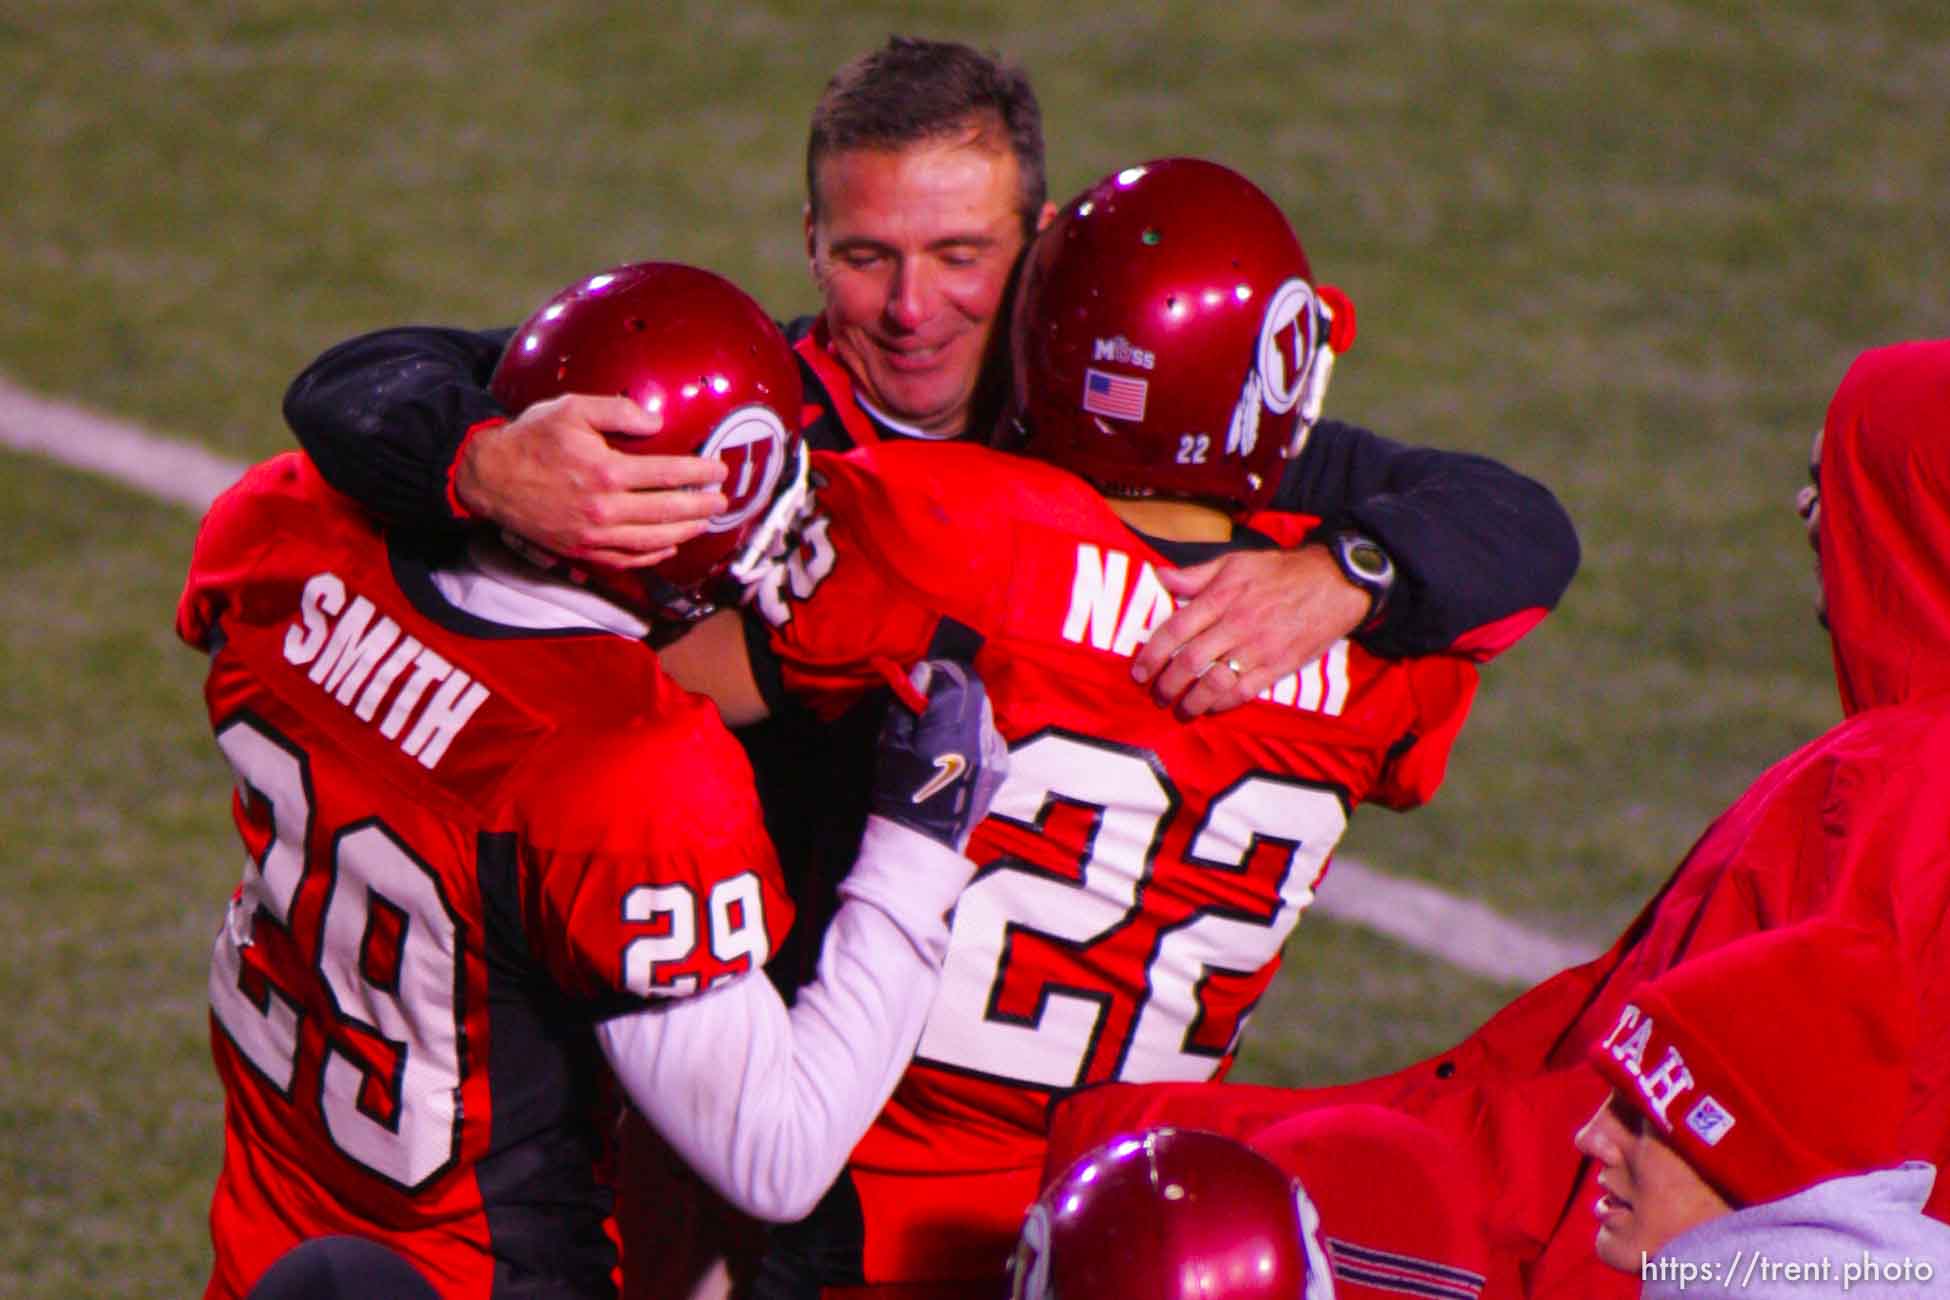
[7,2,1950,1293]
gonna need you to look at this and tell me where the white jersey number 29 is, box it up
[915,730,1346,1089]
[207,714,463,1192]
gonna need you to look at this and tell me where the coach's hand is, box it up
[871,660,1010,853]
[1133,545,1369,718]
[455,394,729,569]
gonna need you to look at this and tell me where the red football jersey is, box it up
[756,441,1478,1283]
[179,454,793,1299]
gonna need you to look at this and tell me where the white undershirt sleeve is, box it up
[595,814,971,1222]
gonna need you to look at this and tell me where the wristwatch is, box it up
[1327,530,1396,630]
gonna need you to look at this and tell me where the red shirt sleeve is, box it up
[516,696,796,1005]
[1368,656,1479,810]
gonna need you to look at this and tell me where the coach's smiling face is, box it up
[807,120,1048,440]
[1575,1091,1732,1272]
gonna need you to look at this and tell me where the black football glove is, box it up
[869,659,1010,852]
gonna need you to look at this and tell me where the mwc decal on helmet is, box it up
[1226,277,1322,459]
[1091,335,1156,370]
[700,404,791,534]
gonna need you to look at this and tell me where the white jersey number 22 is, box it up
[915,730,1346,1089]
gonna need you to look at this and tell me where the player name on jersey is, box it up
[1060,543,1350,715]
[282,571,491,770]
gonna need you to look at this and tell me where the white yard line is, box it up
[1312,859,1598,985]
[0,375,245,512]
[0,372,1602,987]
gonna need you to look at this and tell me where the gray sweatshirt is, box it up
[1642,1163,1950,1297]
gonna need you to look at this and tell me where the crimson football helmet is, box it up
[1010,1128,1333,1300]
[488,260,806,621]
[1009,158,1355,514]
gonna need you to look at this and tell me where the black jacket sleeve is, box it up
[1272,419,1580,658]
[282,325,515,532]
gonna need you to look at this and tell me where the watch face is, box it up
[1344,537,1391,581]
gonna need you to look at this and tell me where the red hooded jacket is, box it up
[1043,339,1950,1299]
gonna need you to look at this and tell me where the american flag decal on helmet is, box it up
[1082,368,1148,422]
[1328,1237,1486,1299]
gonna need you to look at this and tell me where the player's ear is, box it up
[1035,201,1058,233]
[804,203,819,267]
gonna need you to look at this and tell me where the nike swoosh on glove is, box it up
[869,658,1010,852]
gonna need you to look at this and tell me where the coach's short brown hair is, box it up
[806,35,1045,238]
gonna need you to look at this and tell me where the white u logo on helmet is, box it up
[701,404,789,533]
[1256,278,1321,417]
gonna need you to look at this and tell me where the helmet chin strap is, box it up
[498,527,715,630]
[498,528,585,586]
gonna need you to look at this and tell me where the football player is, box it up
[179,262,1008,1299]
[1033,339,1950,1300]
[652,157,1500,1297]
